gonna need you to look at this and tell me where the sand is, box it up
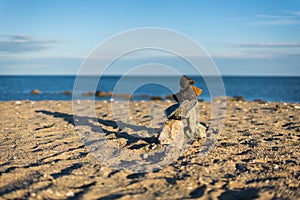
[0,99,299,199]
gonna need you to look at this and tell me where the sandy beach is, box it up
[0,99,299,199]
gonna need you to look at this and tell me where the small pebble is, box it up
[265,180,270,184]
[187,186,193,190]
[15,101,22,105]
[143,154,148,159]
[66,191,75,197]
[47,189,53,194]
[43,174,49,178]
[55,191,63,196]
[150,143,157,149]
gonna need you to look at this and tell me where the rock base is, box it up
[158,120,184,149]
[159,120,207,147]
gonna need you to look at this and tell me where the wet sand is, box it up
[0,99,299,199]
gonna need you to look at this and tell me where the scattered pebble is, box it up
[15,101,22,105]
[66,191,75,197]
[55,191,63,196]
[150,143,157,150]
[143,154,148,159]
[46,189,53,194]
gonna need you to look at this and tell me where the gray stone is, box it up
[164,100,198,120]
[173,76,197,103]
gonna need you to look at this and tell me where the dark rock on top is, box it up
[174,76,198,103]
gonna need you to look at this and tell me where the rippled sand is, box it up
[0,99,299,199]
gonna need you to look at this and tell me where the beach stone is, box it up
[232,96,245,102]
[31,89,40,94]
[95,90,112,97]
[82,91,94,96]
[185,123,207,140]
[194,123,207,139]
[173,76,198,103]
[165,94,174,99]
[158,119,184,148]
[150,96,163,101]
[15,101,22,105]
[63,91,72,95]
[113,93,132,99]
[165,100,198,120]
[165,103,181,119]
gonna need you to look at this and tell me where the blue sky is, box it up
[0,0,300,75]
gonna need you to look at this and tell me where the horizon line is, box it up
[0,74,300,77]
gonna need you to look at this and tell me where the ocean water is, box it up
[0,75,299,102]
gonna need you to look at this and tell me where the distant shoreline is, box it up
[1,97,298,104]
[1,74,300,77]
[1,76,299,102]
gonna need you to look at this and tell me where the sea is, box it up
[0,75,299,102]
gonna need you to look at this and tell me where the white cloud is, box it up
[285,10,300,16]
[0,34,60,53]
[249,11,300,25]
[6,64,49,69]
[235,42,300,48]
[210,51,272,59]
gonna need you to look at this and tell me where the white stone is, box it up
[158,119,184,149]
[66,191,75,197]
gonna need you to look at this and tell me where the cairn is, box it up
[158,76,206,147]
